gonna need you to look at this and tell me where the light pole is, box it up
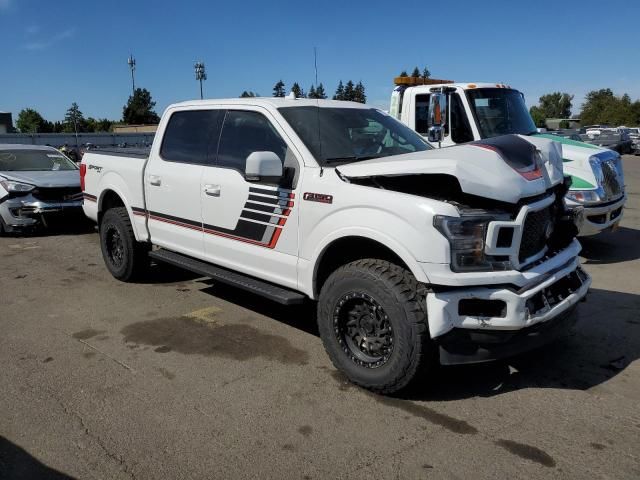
[127,54,136,96]
[194,62,206,99]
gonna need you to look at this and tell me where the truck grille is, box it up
[519,206,552,263]
[601,161,622,200]
[32,187,83,202]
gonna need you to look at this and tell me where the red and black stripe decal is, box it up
[134,187,295,249]
[83,193,97,202]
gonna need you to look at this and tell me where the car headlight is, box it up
[566,189,601,204]
[434,214,512,272]
[0,179,36,194]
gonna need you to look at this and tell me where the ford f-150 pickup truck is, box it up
[390,78,626,236]
[82,97,590,394]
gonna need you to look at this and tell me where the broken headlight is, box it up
[434,214,512,272]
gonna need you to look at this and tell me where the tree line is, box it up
[14,88,160,134]
[241,80,366,103]
[529,89,640,127]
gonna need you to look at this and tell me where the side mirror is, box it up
[245,151,283,183]
[428,92,447,144]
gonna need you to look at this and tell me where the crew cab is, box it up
[82,98,590,394]
[390,79,626,236]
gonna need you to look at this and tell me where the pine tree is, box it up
[411,67,421,78]
[344,81,355,102]
[315,83,327,99]
[64,102,87,132]
[123,88,160,124]
[307,85,317,99]
[333,80,345,100]
[353,81,366,104]
[291,82,305,98]
[399,70,408,77]
[422,67,431,79]
[273,80,285,97]
[240,91,257,97]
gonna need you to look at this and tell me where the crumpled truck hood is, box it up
[0,170,80,188]
[337,135,564,204]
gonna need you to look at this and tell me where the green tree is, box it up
[273,80,285,97]
[308,85,317,99]
[353,81,366,104]
[315,83,327,99]
[411,67,421,78]
[63,102,87,133]
[291,82,305,98]
[240,91,257,97]
[333,80,345,100]
[399,70,408,77]
[95,118,114,132]
[16,108,47,133]
[529,106,546,128]
[537,92,573,119]
[343,80,355,101]
[122,88,160,124]
[579,89,639,126]
[422,67,431,79]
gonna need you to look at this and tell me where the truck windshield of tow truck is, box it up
[466,88,537,139]
[279,106,431,166]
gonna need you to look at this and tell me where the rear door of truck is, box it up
[144,108,224,258]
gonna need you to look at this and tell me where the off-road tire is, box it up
[317,259,432,395]
[99,207,150,281]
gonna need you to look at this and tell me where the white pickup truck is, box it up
[390,79,626,235]
[82,97,590,394]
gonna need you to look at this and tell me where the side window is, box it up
[415,94,449,136]
[450,94,474,144]
[217,110,288,173]
[160,110,224,164]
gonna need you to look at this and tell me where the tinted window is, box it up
[160,110,224,163]
[450,94,474,144]
[278,107,430,166]
[217,110,287,172]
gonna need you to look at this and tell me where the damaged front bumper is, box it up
[426,256,591,365]
[569,195,626,236]
[0,195,83,232]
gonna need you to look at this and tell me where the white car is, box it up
[81,98,590,394]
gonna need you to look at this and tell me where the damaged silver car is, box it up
[0,144,83,233]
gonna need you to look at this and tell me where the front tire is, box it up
[99,207,149,281]
[317,259,432,394]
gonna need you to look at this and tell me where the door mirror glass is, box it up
[245,151,283,182]
[428,93,447,143]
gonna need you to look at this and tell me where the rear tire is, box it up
[317,259,432,395]
[99,207,149,281]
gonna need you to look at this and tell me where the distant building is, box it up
[0,112,14,134]
[113,124,158,133]
[545,118,581,130]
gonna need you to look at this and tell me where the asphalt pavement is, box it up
[1,155,639,479]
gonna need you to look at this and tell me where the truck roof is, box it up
[170,97,372,110]
[401,82,516,92]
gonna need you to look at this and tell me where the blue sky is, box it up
[1,0,638,121]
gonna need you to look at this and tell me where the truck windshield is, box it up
[278,106,431,166]
[466,89,537,138]
[0,149,78,171]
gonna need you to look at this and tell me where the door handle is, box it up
[149,175,161,186]
[204,184,221,196]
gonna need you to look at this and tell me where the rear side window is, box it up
[217,110,287,173]
[160,110,224,164]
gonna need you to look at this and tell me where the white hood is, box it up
[337,136,564,204]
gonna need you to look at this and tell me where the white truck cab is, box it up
[81,97,590,394]
[390,79,626,235]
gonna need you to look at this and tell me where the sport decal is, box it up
[135,186,295,249]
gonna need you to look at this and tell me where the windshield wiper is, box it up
[324,155,380,165]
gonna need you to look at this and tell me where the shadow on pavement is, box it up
[200,281,639,400]
[580,226,640,264]
[0,436,75,480]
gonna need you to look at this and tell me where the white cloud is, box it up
[23,28,76,50]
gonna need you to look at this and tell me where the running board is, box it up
[149,249,306,305]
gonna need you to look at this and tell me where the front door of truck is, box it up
[144,108,224,258]
[414,92,474,147]
[200,108,300,290]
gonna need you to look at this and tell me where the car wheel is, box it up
[99,207,149,281]
[317,259,433,394]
